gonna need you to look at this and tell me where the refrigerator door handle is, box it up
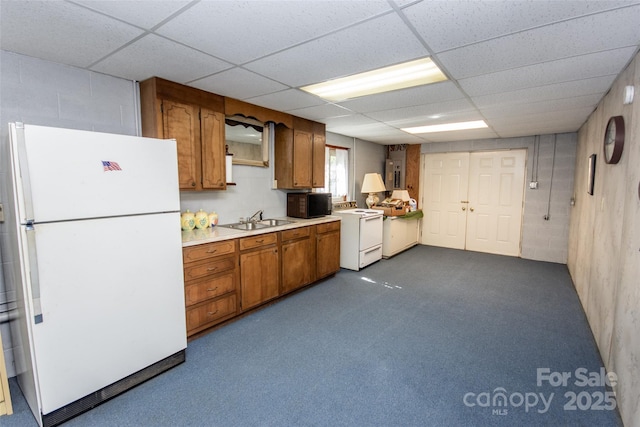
[25,223,44,324]
[13,122,36,221]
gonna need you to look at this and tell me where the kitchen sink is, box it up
[218,219,293,230]
[219,222,270,231]
[259,219,293,226]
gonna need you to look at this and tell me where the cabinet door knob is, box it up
[462,207,466,211]
[470,207,474,212]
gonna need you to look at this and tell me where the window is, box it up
[321,145,349,201]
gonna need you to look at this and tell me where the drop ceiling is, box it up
[1,0,639,144]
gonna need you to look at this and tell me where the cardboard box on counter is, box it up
[371,206,408,216]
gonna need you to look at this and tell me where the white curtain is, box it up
[322,146,349,200]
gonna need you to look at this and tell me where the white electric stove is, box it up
[333,208,384,270]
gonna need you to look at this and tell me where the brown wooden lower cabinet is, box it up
[281,226,313,294]
[182,220,341,338]
[240,234,280,311]
[316,221,341,279]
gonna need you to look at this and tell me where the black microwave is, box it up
[287,192,332,218]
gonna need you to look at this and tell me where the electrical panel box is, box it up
[385,159,405,190]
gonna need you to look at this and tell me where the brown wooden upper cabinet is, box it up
[140,77,226,191]
[274,117,326,189]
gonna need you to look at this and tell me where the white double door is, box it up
[420,150,526,257]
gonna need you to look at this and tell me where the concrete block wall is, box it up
[421,133,577,264]
[0,50,138,377]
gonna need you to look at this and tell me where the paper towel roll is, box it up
[226,155,233,183]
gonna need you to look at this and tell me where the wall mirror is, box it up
[225,115,271,167]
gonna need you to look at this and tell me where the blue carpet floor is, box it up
[4,246,623,426]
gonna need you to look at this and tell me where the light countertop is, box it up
[181,215,341,247]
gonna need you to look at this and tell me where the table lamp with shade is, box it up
[361,173,386,208]
[391,189,411,204]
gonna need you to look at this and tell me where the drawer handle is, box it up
[206,287,218,292]
[207,267,219,272]
[256,239,264,243]
[364,247,380,255]
[207,309,219,316]
[206,248,217,254]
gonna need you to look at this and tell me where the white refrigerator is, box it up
[5,123,187,426]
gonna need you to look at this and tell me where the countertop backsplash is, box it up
[179,164,287,226]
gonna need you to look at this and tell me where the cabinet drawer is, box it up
[184,255,236,281]
[185,272,236,306]
[281,226,310,242]
[239,232,277,251]
[316,221,340,234]
[183,240,236,263]
[186,294,237,333]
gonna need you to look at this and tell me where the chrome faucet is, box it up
[248,209,263,223]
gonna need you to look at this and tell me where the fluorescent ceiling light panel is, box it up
[301,58,447,101]
[402,120,488,134]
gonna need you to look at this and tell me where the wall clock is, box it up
[603,115,625,164]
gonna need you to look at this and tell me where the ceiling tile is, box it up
[328,121,424,143]
[91,34,232,83]
[459,47,637,97]
[155,0,393,65]
[323,114,379,128]
[336,81,466,114]
[70,0,192,30]
[481,94,602,119]
[0,0,143,67]
[190,68,288,100]
[494,120,589,138]
[489,107,595,136]
[287,103,355,122]
[471,76,615,108]
[437,6,640,79]
[246,89,325,112]
[403,0,635,53]
[361,132,427,144]
[420,128,500,143]
[243,12,428,87]
[366,99,477,123]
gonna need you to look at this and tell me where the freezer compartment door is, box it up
[25,212,186,414]
[11,123,179,223]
